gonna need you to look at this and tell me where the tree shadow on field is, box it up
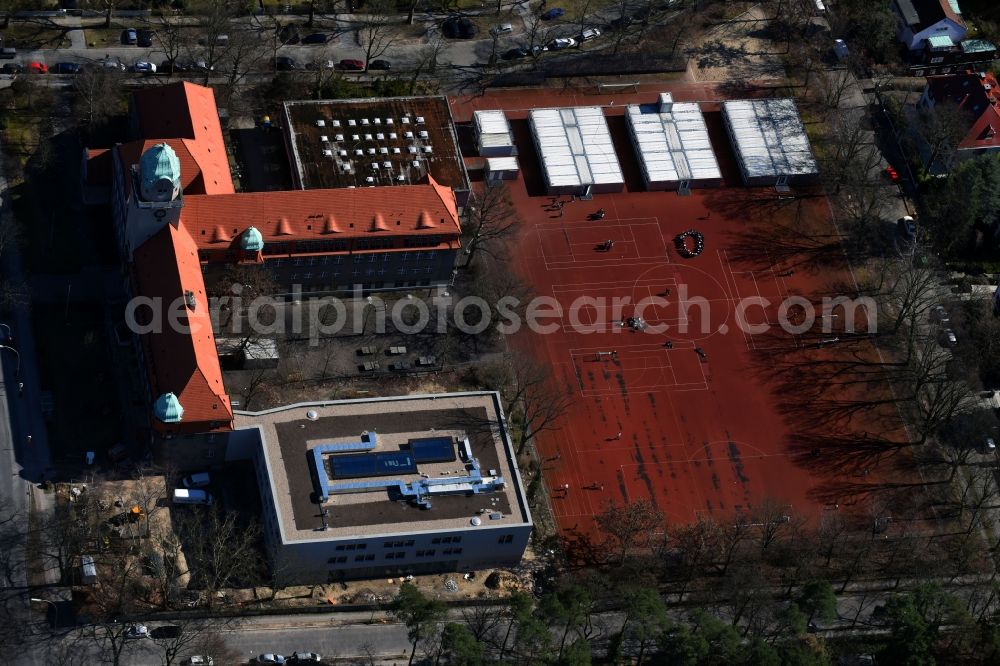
[688,40,751,69]
[558,526,605,569]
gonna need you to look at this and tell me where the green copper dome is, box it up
[241,226,264,252]
[153,392,184,423]
[139,143,181,201]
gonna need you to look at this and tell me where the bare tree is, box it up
[914,99,971,176]
[408,37,446,94]
[217,26,269,108]
[151,16,190,74]
[462,180,521,268]
[359,0,397,72]
[595,498,664,565]
[153,619,242,666]
[174,510,265,609]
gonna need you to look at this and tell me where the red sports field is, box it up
[453,85,909,538]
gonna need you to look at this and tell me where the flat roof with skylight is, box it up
[722,98,818,184]
[529,106,624,194]
[235,393,530,542]
[283,96,470,197]
[626,93,722,190]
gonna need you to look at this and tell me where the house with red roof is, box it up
[83,82,464,445]
[917,69,1000,170]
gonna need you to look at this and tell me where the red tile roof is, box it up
[181,175,462,249]
[84,148,112,188]
[130,82,234,195]
[132,223,232,434]
[925,70,1000,151]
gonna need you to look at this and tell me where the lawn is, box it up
[0,21,70,50]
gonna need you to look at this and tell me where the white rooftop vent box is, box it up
[319,134,329,142]
[335,133,344,141]
[376,133,385,140]
[342,163,352,171]
[347,119,356,126]
[322,149,333,157]
[404,131,414,139]
[315,119,326,127]
[352,134,360,141]
[338,150,348,157]
[412,160,420,167]
[386,118,394,125]
[402,116,410,123]
[389,132,398,139]
[408,146,418,154]
[371,162,380,169]
[380,147,389,154]
[658,92,674,113]
[397,175,406,182]
[418,130,429,139]
[392,147,401,154]
[332,120,341,127]
[374,117,382,124]
[367,147,376,155]
[416,116,425,123]
[354,149,364,156]
[383,160,392,168]
[423,146,433,153]
[364,133,373,140]
[361,118,370,125]
[366,176,375,183]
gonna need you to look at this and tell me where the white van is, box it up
[182,472,211,488]
[173,488,213,505]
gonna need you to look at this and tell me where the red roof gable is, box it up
[926,70,1000,151]
[132,223,232,434]
[130,82,234,195]
[959,105,1000,150]
[181,175,462,250]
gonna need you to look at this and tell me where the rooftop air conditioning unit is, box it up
[366,176,375,183]
[386,118,394,125]
[374,117,382,124]
[322,149,333,156]
[335,134,344,141]
[423,146,433,153]
[316,120,326,127]
[380,147,389,154]
[389,132,397,139]
[339,150,348,157]
[383,161,392,168]
[361,118,370,125]
[367,147,376,155]
[320,135,329,142]
[332,120,341,127]
[355,149,364,156]
[376,133,385,140]
[364,133,373,140]
[401,116,410,124]
[352,134,360,141]
[397,175,406,182]
[392,147,401,154]
[412,160,420,167]
[348,119,357,126]
[418,130,429,139]
[408,146,418,154]
[404,131,414,139]
[416,116,425,123]
[372,162,380,169]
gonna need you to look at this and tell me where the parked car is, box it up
[159,59,188,74]
[151,625,182,639]
[131,61,157,74]
[27,61,47,74]
[490,22,513,36]
[137,29,154,47]
[541,8,565,20]
[529,44,548,56]
[124,624,149,639]
[502,47,529,60]
[53,62,80,74]
[338,58,365,71]
[182,472,210,488]
[173,488,213,506]
[580,27,601,41]
[609,15,633,30]
[442,16,477,38]
[0,47,16,60]
[368,59,391,70]
[255,655,286,665]
[121,28,137,45]
[181,657,214,666]
[897,215,916,239]
[290,652,322,663]
[940,328,958,348]
[192,59,213,72]
[980,437,997,454]
[102,58,126,71]
[275,56,299,71]
[305,59,336,70]
[548,37,577,49]
[302,32,329,44]
[2,63,23,75]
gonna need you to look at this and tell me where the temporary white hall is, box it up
[528,106,624,195]
[722,98,818,186]
[473,109,516,157]
[625,93,722,192]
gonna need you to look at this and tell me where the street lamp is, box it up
[28,597,59,626]
[0,345,19,377]
[0,323,11,341]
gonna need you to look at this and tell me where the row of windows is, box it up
[385,539,416,548]
[431,536,462,545]
[335,543,367,551]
